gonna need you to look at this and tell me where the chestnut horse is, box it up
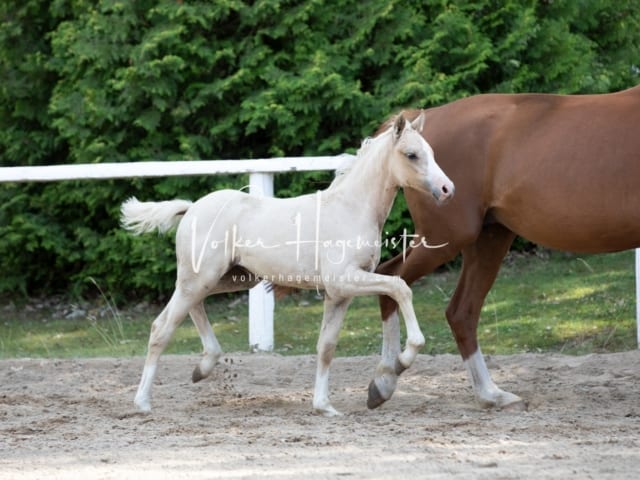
[368,85,640,410]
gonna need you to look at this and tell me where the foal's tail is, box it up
[120,197,193,235]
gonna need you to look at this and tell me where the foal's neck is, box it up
[330,139,399,229]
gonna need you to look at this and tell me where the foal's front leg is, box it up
[367,310,402,409]
[327,269,426,408]
[313,296,352,416]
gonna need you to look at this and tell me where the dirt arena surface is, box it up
[1,351,639,479]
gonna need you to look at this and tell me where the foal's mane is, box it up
[356,126,393,159]
[329,127,394,188]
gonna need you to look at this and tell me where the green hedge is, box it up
[1,0,638,299]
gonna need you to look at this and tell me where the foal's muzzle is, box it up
[431,179,455,205]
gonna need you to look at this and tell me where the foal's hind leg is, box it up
[134,288,195,412]
[190,301,223,383]
[189,269,261,382]
[313,296,352,416]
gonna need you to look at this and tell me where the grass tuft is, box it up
[86,277,127,352]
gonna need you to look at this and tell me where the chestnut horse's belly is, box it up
[491,166,640,253]
[484,92,640,254]
[497,210,640,253]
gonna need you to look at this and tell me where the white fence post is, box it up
[248,172,275,351]
[636,249,640,348]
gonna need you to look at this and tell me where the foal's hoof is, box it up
[367,379,388,410]
[500,398,528,412]
[134,398,152,413]
[478,390,527,412]
[192,366,205,383]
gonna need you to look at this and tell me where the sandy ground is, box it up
[1,351,639,479]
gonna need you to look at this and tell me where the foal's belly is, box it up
[237,240,378,291]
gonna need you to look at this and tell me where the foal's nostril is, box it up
[442,185,449,195]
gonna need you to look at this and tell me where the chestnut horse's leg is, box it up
[447,224,524,409]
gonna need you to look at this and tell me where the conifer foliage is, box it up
[1,0,638,297]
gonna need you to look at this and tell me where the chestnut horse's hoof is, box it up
[477,389,527,411]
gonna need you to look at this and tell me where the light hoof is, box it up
[316,407,343,417]
[313,401,343,417]
[478,390,526,411]
[501,399,528,412]
[134,397,152,413]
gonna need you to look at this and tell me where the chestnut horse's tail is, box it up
[120,197,192,235]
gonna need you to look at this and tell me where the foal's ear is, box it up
[393,114,406,142]
[411,111,425,132]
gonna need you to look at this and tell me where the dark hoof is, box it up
[367,380,387,410]
[394,357,408,376]
[192,366,204,383]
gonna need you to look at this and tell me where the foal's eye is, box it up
[405,152,418,161]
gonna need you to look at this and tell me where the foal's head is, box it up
[386,113,454,204]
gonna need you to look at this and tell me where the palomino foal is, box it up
[121,114,454,416]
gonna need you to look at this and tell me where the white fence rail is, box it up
[0,157,348,351]
[1,158,639,350]
[0,157,346,182]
